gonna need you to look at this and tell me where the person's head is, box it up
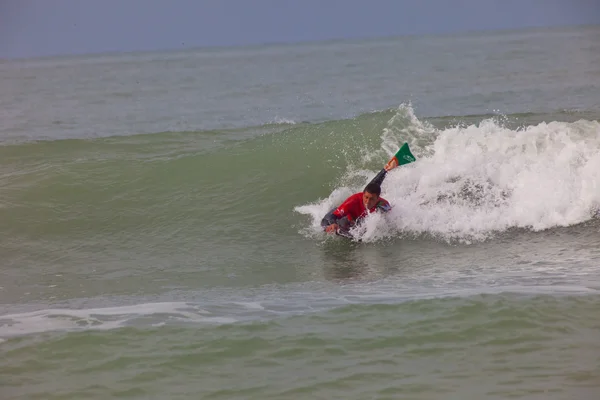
[363,183,381,209]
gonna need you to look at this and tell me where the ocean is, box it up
[1,25,600,399]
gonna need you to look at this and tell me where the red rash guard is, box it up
[332,192,391,223]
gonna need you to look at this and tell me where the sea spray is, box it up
[296,106,600,242]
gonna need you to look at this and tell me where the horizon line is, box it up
[1,22,598,62]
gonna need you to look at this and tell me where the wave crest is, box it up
[296,105,600,243]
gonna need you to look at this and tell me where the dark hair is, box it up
[364,183,381,196]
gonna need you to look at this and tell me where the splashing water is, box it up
[296,105,600,243]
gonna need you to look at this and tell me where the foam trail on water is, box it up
[0,303,237,337]
[3,285,596,337]
[296,106,600,243]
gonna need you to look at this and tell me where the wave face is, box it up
[1,105,599,252]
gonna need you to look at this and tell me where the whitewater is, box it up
[296,105,600,243]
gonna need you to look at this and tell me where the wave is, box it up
[295,104,600,243]
[1,104,599,246]
[1,285,597,338]
[3,106,599,147]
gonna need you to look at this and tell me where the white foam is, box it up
[296,105,600,242]
[270,116,297,125]
[232,301,265,310]
[1,283,597,339]
[0,302,236,337]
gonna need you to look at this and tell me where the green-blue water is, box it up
[1,25,600,399]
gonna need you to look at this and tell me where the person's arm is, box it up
[322,210,352,233]
[323,216,352,233]
[321,195,358,233]
[321,209,340,229]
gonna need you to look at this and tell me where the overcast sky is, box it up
[1,0,599,59]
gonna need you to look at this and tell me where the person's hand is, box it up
[325,223,339,233]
